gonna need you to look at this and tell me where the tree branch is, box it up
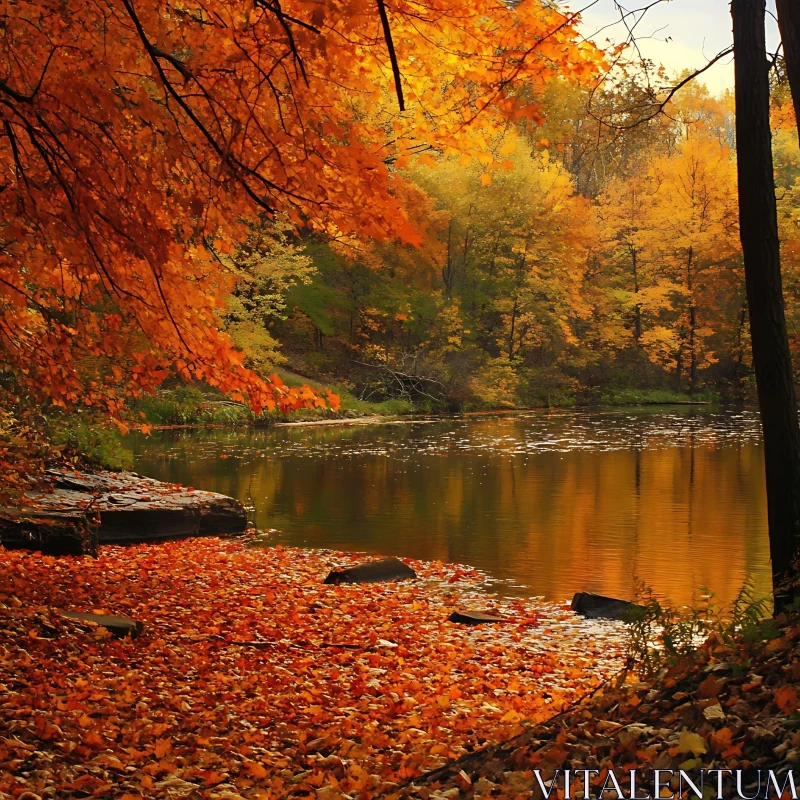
[376,0,405,112]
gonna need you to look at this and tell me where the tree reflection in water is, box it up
[128,407,769,607]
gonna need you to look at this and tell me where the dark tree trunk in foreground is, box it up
[777,0,800,132]
[733,0,800,610]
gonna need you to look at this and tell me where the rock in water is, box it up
[448,610,510,625]
[324,557,417,585]
[570,591,641,621]
[60,610,143,639]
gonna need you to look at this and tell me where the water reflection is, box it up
[127,407,769,606]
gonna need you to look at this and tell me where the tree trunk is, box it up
[508,299,517,359]
[460,202,474,294]
[733,0,800,610]
[776,0,800,135]
[442,220,454,296]
[631,246,642,344]
[687,246,697,394]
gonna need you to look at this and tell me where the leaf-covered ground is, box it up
[396,614,800,798]
[0,538,625,798]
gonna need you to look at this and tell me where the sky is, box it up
[577,0,780,96]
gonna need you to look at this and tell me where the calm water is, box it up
[127,407,770,606]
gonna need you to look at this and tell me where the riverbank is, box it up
[396,609,800,798]
[6,538,794,800]
[41,385,723,477]
[0,537,625,798]
[130,384,721,430]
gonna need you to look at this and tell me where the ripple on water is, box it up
[126,407,770,607]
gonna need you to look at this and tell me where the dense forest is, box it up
[212,74,800,412]
[2,0,800,428]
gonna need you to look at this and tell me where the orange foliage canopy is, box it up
[0,0,599,414]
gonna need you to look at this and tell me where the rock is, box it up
[323,557,417,585]
[448,610,510,625]
[0,509,99,556]
[570,591,641,621]
[60,610,143,638]
[1,469,247,554]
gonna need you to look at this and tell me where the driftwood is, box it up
[0,470,247,555]
[323,557,417,585]
[570,592,641,621]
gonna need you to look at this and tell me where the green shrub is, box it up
[132,388,252,426]
[598,388,719,406]
[48,416,134,471]
[627,580,773,677]
[506,366,579,409]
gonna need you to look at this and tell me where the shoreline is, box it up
[143,400,725,432]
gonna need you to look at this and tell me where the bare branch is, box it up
[376,0,405,112]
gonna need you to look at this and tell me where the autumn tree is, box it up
[0,0,599,420]
[644,135,740,392]
[733,0,800,608]
[216,216,314,375]
[595,167,658,353]
[409,135,595,404]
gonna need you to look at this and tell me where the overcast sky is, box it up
[576,0,780,96]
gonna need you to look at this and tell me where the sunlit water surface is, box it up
[127,407,769,606]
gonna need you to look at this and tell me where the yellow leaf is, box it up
[677,727,707,757]
[499,138,516,157]
[480,173,492,187]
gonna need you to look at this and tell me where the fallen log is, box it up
[323,557,417,585]
[0,470,247,555]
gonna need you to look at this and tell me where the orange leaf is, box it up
[154,738,172,758]
[775,685,798,714]
[245,761,268,779]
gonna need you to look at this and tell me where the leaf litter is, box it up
[0,538,625,798]
[394,612,800,799]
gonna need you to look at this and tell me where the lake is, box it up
[128,406,770,607]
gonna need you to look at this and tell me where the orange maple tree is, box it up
[0,0,600,416]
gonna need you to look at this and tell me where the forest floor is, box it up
[3,539,798,799]
[0,537,626,799]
